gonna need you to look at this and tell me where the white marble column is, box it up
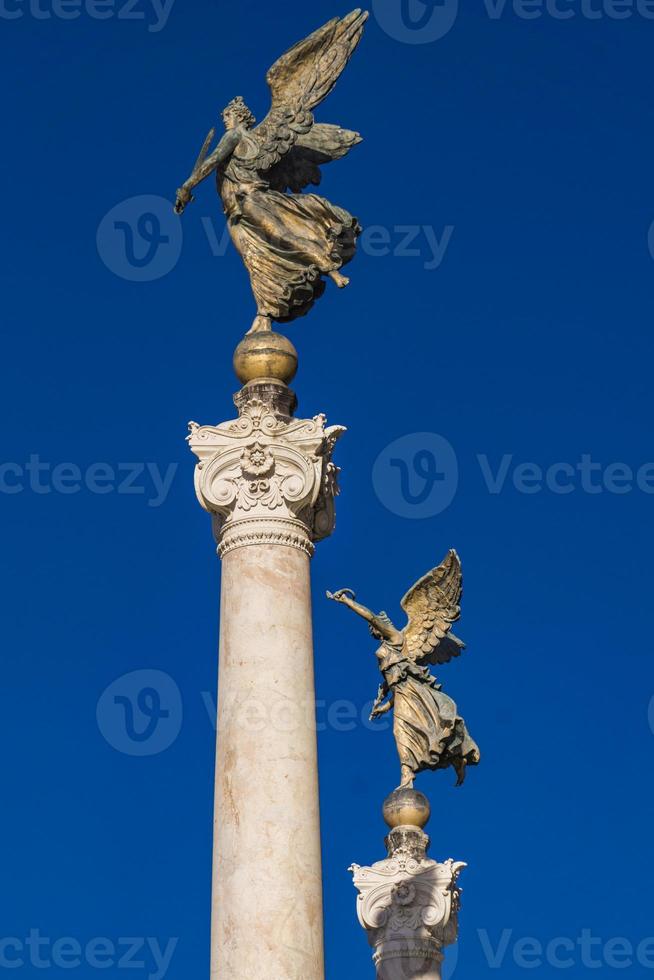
[351,790,466,980]
[189,371,343,980]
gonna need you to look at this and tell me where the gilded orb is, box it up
[383,788,431,830]
[233,331,298,386]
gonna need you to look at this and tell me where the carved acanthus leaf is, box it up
[188,407,344,554]
[351,854,466,976]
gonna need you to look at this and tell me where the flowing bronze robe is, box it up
[378,641,480,781]
[218,135,360,322]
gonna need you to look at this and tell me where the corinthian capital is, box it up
[350,825,465,980]
[188,390,345,558]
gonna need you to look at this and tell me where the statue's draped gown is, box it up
[378,640,480,779]
[218,135,360,322]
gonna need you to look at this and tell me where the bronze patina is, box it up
[328,551,480,790]
[175,10,368,337]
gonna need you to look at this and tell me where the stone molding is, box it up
[216,515,316,558]
[350,833,465,980]
[188,390,344,557]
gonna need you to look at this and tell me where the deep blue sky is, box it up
[3,1,654,977]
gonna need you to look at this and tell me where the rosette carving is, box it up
[188,398,344,557]
[350,853,466,980]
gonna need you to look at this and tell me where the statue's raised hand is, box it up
[174,186,194,215]
[326,588,357,603]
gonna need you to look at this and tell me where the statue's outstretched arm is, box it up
[175,129,242,213]
[327,589,401,642]
[328,588,375,621]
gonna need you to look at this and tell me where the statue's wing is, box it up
[401,550,466,665]
[266,124,362,193]
[266,9,368,112]
[235,9,368,176]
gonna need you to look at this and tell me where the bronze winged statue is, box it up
[174,10,368,336]
[328,551,480,790]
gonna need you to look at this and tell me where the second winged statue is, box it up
[175,10,368,336]
[328,551,481,790]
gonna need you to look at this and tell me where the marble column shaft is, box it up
[189,382,343,980]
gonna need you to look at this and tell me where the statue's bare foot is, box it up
[398,767,414,790]
[329,271,350,288]
[247,315,273,334]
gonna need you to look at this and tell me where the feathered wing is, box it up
[234,9,368,177]
[401,550,466,666]
[266,8,369,111]
[267,124,363,193]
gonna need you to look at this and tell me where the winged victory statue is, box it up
[328,551,480,790]
[174,10,368,336]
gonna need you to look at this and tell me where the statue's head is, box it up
[222,96,256,131]
[369,611,394,641]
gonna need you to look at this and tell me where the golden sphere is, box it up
[383,788,431,830]
[233,331,298,385]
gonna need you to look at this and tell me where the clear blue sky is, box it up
[3,1,654,977]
